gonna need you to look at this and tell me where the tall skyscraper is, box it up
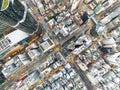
[0,0,42,34]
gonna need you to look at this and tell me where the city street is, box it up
[1,51,55,90]
[0,0,120,90]
[95,2,120,21]
[60,24,89,45]
[72,63,94,90]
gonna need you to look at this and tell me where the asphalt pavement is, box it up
[72,63,95,90]
[1,51,55,90]
[60,24,89,45]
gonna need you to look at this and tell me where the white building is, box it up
[27,49,41,60]
[71,0,81,12]
[100,7,120,24]
[40,39,55,53]
[2,53,31,78]
[24,70,40,87]
[36,1,45,14]
[0,30,29,55]
[102,38,117,48]
[105,52,120,66]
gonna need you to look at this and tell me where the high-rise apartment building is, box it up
[0,0,42,34]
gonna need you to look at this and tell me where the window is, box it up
[0,38,11,52]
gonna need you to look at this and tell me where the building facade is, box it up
[0,0,42,34]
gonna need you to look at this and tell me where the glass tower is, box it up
[0,0,42,34]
